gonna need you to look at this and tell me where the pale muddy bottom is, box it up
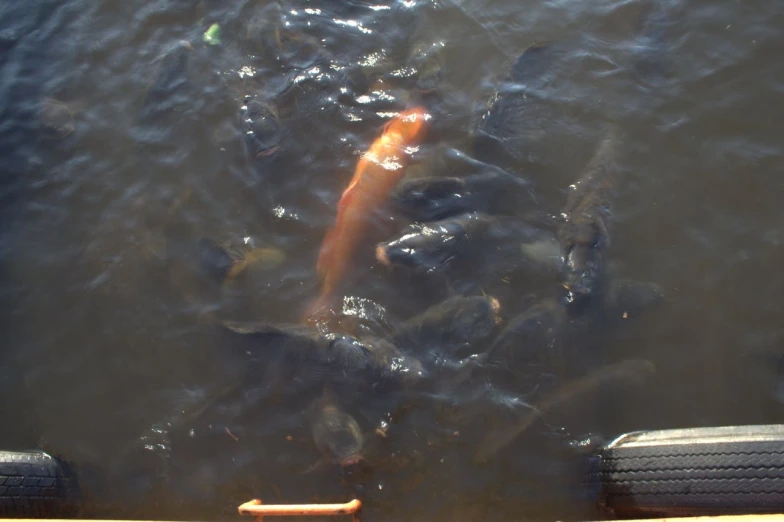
[0,0,783,520]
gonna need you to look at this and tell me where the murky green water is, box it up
[1,0,783,520]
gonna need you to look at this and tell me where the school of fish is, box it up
[123,0,672,516]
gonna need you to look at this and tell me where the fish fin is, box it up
[367,425,387,442]
[301,293,335,324]
[229,248,286,280]
[440,275,458,298]
[596,216,611,247]
[474,406,542,463]
[225,259,248,280]
[221,320,289,336]
[338,163,363,210]
[316,226,337,278]
[381,115,397,134]
[300,457,329,475]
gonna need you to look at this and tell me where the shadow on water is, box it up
[1,0,784,520]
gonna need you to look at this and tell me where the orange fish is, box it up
[303,107,430,320]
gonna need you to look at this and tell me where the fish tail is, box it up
[300,458,328,475]
[225,258,249,280]
[340,453,365,467]
[301,291,334,324]
[316,226,337,278]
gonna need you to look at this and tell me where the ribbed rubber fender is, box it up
[0,450,82,519]
[596,425,784,518]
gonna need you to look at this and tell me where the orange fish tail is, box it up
[316,226,337,277]
[301,291,334,324]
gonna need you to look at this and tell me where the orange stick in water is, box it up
[238,498,362,520]
[303,107,429,321]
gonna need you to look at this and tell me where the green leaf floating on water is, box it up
[203,23,221,46]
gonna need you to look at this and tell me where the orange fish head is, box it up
[385,106,430,145]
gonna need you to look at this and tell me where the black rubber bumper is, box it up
[0,450,82,518]
[596,424,784,518]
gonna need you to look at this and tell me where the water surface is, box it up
[1,0,783,520]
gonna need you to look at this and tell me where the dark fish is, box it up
[193,237,237,283]
[487,278,663,388]
[241,99,283,158]
[557,124,621,305]
[472,42,561,169]
[133,40,199,171]
[309,390,364,467]
[376,212,559,277]
[377,213,493,273]
[218,323,349,408]
[391,169,532,221]
[433,382,546,445]
[139,40,193,122]
[219,322,326,396]
[408,41,445,95]
[383,296,505,427]
[328,295,401,340]
[485,297,567,391]
[475,359,656,462]
[162,219,287,287]
[220,321,425,390]
[391,176,471,221]
[325,333,427,388]
[159,228,242,313]
[557,1,670,304]
[163,224,238,283]
[246,2,329,72]
[394,295,502,358]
